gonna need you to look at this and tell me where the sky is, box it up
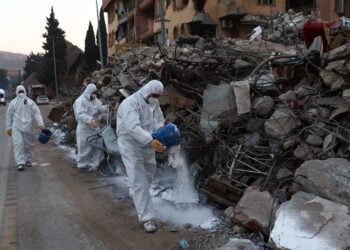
[0,0,103,55]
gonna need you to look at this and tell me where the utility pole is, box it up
[96,0,104,68]
[159,0,167,45]
[52,36,59,103]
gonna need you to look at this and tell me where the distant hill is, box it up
[0,51,27,70]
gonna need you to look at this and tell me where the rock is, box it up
[325,60,347,74]
[224,206,234,220]
[264,108,301,139]
[279,90,296,101]
[283,136,297,150]
[320,70,346,90]
[293,144,314,160]
[322,134,336,152]
[342,89,350,102]
[306,134,323,146]
[252,96,274,116]
[276,167,293,179]
[328,43,350,61]
[232,225,247,234]
[318,107,330,118]
[217,238,263,250]
[232,80,251,115]
[294,158,350,206]
[270,192,350,250]
[233,187,274,235]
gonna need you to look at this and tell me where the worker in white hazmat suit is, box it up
[73,83,107,172]
[6,85,45,171]
[117,80,166,233]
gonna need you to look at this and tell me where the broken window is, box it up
[257,0,274,5]
[117,24,127,40]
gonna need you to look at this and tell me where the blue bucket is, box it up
[152,123,181,148]
[38,129,53,144]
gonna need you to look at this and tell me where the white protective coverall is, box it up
[117,80,165,222]
[6,85,44,166]
[73,83,107,170]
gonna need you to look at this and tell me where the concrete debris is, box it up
[252,96,274,117]
[270,192,350,250]
[276,167,293,180]
[306,135,324,146]
[319,70,346,90]
[264,108,301,138]
[295,158,350,206]
[217,238,263,250]
[327,43,350,61]
[232,80,251,115]
[49,22,350,247]
[233,187,274,235]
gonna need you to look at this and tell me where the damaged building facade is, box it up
[102,0,350,58]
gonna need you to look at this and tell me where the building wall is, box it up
[317,0,338,22]
[105,0,118,56]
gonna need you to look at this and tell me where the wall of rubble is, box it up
[49,28,350,248]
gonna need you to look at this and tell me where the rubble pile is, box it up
[50,34,350,248]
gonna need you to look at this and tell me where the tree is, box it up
[84,22,98,72]
[39,7,67,89]
[0,69,9,90]
[96,7,107,67]
[23,52,44,80]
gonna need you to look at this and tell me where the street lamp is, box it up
[52,36,59,103]
[95,0,104,68]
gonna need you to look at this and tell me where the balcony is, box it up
[137,0,155,11]
[218,0,247,19]
[137,19,154,41]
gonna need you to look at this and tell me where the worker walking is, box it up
[73,83,107,172]
[117,80,166,233]
[6,85,45,171]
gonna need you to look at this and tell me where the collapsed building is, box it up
[49,4,350,248]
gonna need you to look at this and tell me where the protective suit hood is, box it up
[138,80,164,99]
[16,85,27,97]
[83,83,97,99]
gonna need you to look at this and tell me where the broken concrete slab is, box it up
[252,96,274,117]
[264,108,301,139]
[279,90,296,101]
[306,134,324,146]
[276,167,293,180]
[294,144,311,160]
[270,192,350,250]
[200,84,236,137]
[232,80,251,115]
[233,187,274,235]
[325,60,347,74]
[294,158,350,206]
[217,238,263,250]
[319,70,346,90]
[342,89,350,102]
[327,43,350,61]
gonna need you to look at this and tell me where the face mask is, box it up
[19,93,25,97]
[148,97,158,106]
[90,94,96,101]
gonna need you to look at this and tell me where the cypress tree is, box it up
[85,22,98,72]
[96,7,108,67]
[39,7,67,89]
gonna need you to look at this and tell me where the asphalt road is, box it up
[0,104,190,250]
